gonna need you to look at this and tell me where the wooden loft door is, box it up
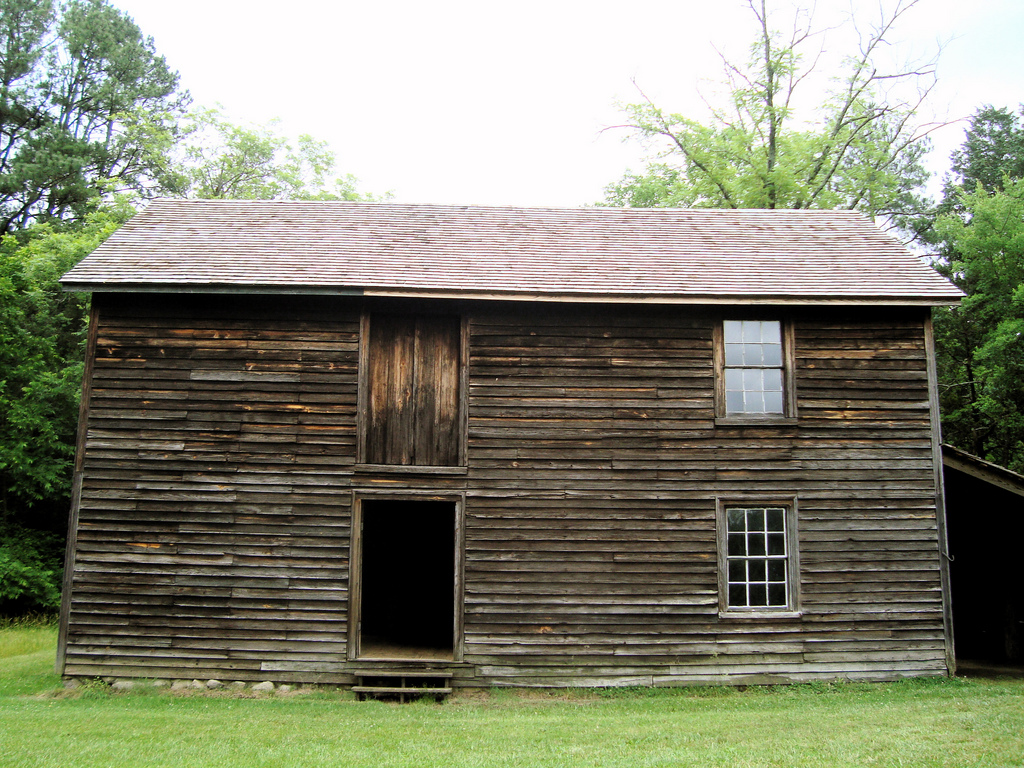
[364,314,463,466]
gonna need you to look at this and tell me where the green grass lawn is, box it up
[2,623,1023,767]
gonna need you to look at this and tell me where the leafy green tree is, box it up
[0,0,187,235]
[940,106,1024,211]
[934,178,1024,470]
[604,0,937,229]
[0,523,62,613]
[0,201,131,514]
[932,106,1024,469]
[0,199,132,614]
[164,109,383,202]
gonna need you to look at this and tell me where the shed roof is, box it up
[942,444,1024,500]
[61,199,962,305]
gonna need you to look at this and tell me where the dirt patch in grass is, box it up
[956,659,1024,680]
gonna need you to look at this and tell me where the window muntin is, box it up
[725,506,791,609]
[723,320,784,415]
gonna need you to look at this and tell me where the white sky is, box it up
[113,0,1024,207]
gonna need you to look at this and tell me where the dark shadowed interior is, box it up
[945,466,1024,663]
[358,500,456,660]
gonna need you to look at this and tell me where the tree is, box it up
[0,199,133,614]
[604,0,939,231]
[0,0,188,235]
[0,200,131,512]
[940,105,1024,211]
[934,178,1024,470]
[163,109,383,202]
[932,106,1024,470]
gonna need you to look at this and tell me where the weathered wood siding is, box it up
[463,306,945,686]
[62,295,948,685]
[63,294,359,683]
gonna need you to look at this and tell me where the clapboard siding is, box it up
[62,295,948,686]
[64,294,359,683]
[460,305,944,686]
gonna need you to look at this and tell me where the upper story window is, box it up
[724,320,783,414]
[360,313,465,467]
[715,319,795,421]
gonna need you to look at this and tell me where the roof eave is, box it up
[60,280,962,307]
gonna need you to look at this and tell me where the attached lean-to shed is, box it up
[942,444,1024,663]
[57,200,962,689]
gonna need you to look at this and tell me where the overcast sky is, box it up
[113,0,1024,207]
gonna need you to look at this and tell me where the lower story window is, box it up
[719,503,797,612]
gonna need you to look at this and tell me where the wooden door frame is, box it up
[348,490,466,661]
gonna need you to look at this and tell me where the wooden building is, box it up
[57,200,963,688]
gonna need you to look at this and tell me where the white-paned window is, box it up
[722,320,784,415]
[723,506,792,609]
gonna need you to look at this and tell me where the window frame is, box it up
[713,317,797,425]
[356,311,469,470]
[716,497,801,619]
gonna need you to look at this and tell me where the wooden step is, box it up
[353,670,454,701]
[352,686,453,695]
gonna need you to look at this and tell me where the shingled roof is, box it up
[60,199,962,305]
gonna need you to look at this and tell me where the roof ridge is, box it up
[144,198,870,216]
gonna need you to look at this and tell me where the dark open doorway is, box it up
[357,500,457,660]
